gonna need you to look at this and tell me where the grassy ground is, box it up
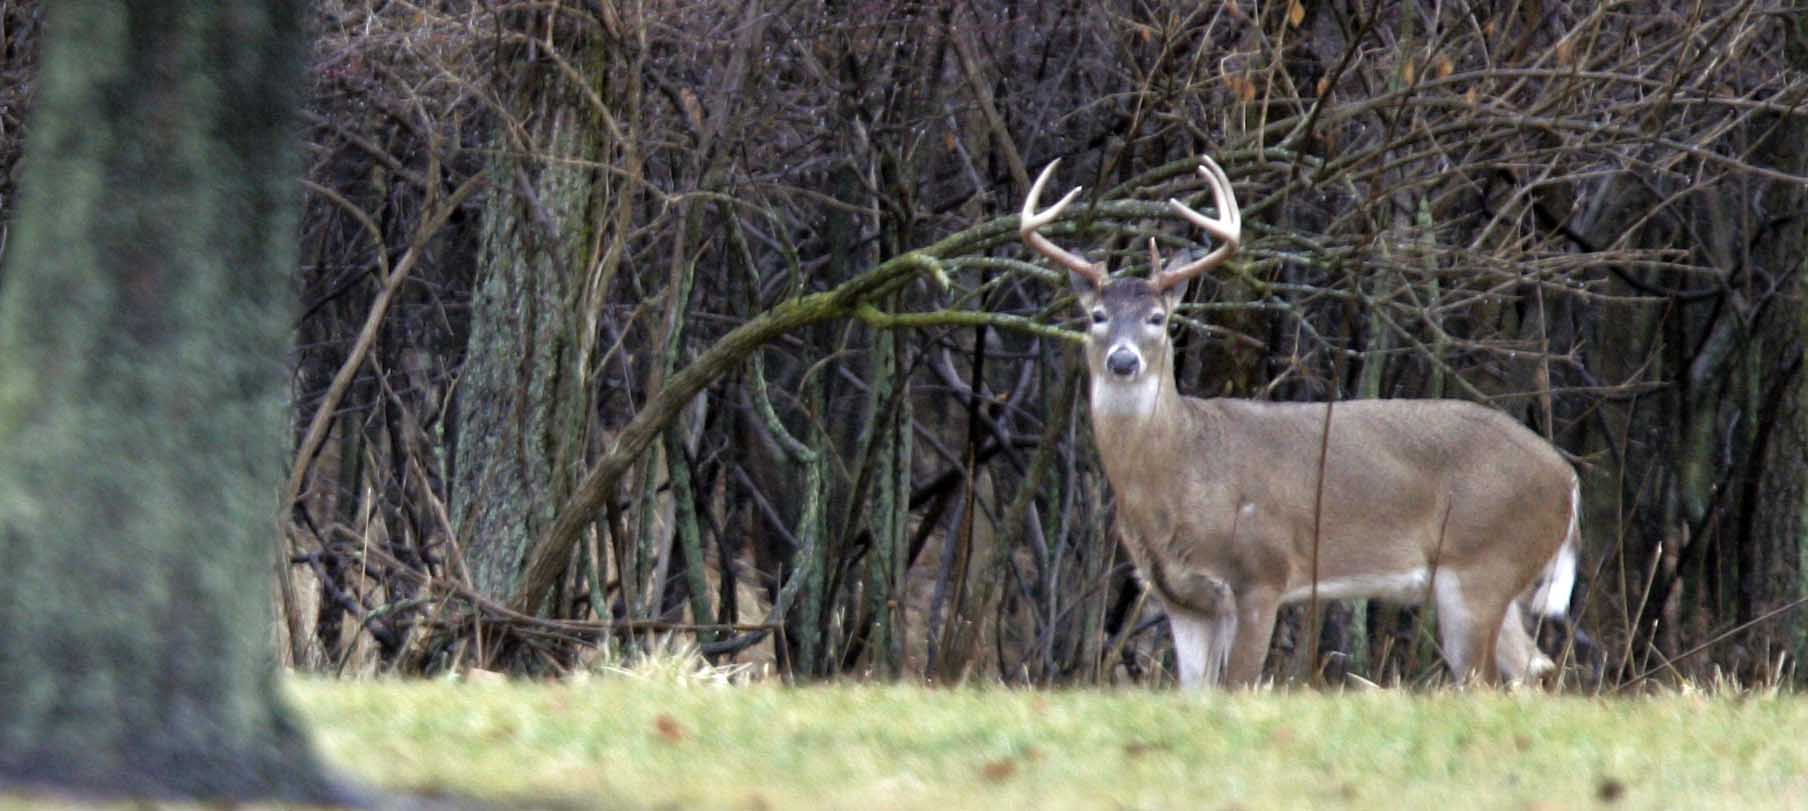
[287,672,1808,811]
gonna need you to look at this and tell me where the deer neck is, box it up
[1087,366,1191,477]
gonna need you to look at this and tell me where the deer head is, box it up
[1020,157,1240,416]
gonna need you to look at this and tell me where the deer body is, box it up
[1022,156,1578,687]
[1095,385,1577,686]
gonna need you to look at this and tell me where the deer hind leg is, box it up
[1433,573,1507,684]
[1495,601,1555,685]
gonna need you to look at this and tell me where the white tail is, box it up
[1528,477,1581,618]
[1023,154,1580,687]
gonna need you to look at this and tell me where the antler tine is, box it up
[1021,159,1105,285]
[1155,155,1241,291]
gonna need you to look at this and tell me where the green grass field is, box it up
[289,673,1808,811]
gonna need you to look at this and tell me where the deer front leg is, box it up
[1168,611,1235,688]
[1146,554,1239,688]
[1224,589,1279,687]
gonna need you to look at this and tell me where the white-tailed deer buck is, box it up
[1021,155,1579,687]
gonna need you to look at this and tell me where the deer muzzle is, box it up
[1107,346,1141,378]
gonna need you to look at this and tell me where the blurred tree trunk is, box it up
[454,21,607,609]
[0,0,345,801]
[1734,24,1808,672]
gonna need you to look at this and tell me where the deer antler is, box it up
[1154,155,1241,292]
[1021,159,1106,287]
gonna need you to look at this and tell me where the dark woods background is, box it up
[2,1,1806,689]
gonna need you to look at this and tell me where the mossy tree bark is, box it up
[0,0,344,802]
[453,29,607,609]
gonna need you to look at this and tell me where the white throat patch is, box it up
[1090,374,1161,417]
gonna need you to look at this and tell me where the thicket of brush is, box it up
[6,1,1806,691]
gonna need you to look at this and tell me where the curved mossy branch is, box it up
[514,251,944,611]
[510,199,1200,612]
[854,305,1080,345]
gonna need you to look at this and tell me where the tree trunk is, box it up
[1735,33,1808,674]
[0,0,344,801]
[454,30,604,609]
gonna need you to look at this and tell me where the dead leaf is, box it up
[681,88,704,131]
[1237,76,1258,103]
[655,713,686,743]
[981,759,1018,782]
[1124,740,1171,757]
[1437,54,1454,79]
[1287,0,1305,27]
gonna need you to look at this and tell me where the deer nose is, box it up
[1107,348,1141,378]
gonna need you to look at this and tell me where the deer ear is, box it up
[1159,275,1188,313]
[1155,250,1200,311]
[1070,269,1102,301]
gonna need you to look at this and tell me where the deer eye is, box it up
[1090,309,1107,325]
[1147,312,1166,327]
